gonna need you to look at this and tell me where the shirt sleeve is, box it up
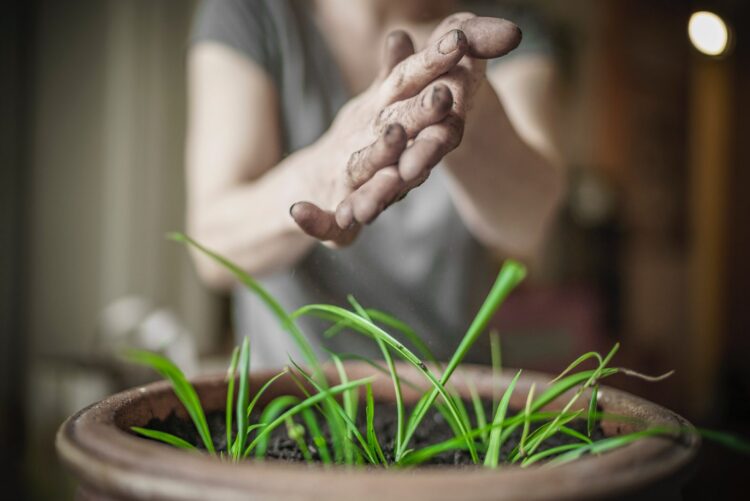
[191,0,277,75]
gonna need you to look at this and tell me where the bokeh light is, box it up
[688,11,730,56]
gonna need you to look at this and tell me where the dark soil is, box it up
[139,401,605,467]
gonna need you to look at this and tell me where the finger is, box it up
[336,167,402,227]
[433,62,481,118]
[290,201,359,246]
[394,168,431,202]
[399,113,465,182]
[429,12,476,42]
[430,13,521,59]
[375,83,453,138]
[460,16,522,59]
[379,30,415,79]
[379,28,468,104]
[346,123,407,188]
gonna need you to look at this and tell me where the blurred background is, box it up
[1,0,748,498]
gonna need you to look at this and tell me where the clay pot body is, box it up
[57,362,698,500]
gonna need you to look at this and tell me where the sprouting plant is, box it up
[127,233,749,468]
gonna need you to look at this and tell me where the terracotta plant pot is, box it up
[57,362,699,500]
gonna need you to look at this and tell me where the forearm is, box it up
[187,145,327,290]
[443,79,564,258]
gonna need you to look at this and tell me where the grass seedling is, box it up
[128,350,215,454]
[519,383,536,458]
[129,427,197,451]
[224,347,239,453]
[348,296,405,456]
[484,369,521,468]
[233,337,251,458]
[169,233,321,380]
[490,330,502,410]
[126,234,749,471]
[244,377,375,458]
[468,381,488,444]
[587,385,599,438]
[394,260,527,461]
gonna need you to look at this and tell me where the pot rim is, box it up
[57,362,699,501]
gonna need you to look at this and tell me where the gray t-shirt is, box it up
[192,0,550,369]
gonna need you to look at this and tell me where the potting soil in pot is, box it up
[137,401,605,467]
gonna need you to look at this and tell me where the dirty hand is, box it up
[291,14,521,246]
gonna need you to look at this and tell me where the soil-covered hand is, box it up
[291,14,521,246]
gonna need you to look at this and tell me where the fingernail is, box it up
[384,123,399,140]
[335,203,354,229]
[437,29,465,55]
[422,85,449,111]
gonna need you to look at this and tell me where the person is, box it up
[187,0,564,368]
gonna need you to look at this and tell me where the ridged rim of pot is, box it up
[56,362,699,501]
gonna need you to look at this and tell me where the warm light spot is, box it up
[688,11,730,56]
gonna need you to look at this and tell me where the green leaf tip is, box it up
[166,231,189,243]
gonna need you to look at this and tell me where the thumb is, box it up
[430,14,522,59]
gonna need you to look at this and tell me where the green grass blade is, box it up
[484,369,521,468]
[233,337,251,458]
[404,392,436,435]
[532,370,606,412]
[331,353,357,423]
[587,385,599,438]
[434,401,463,438]
[547,427,671,467]
[254,395,299,458]
[323,306,437,368]
[285,417,313,463]
[366,384,387,465]
[519,383,537,457]
[127,350,215,454]
[225,347,239,455]
[468,382,488,444]
[244,377,376,459]
[559,425,593,445]
[300,408,332,464]
[399,436,472,466]
[364,308,438,364]
[292,304,478,461]
[131,427,197,451]
[287,360,348,463]
[523,348,617,458]
[398,260,526,459]
[398,422,499,467]
[330,352,424,393]
[400,410,578,467]
[521,443,586,467]
[439,260,526,383]
[323,318,352,339]
[697,428,750,455]
[520,409,584,461]
[287,359,377,464]
[491,368,616,452]
[490,330,502,410]
[245,369,289,421]
[292,304,479,463]
[550,351,603,384]
[331,352,356,463]
[449,391,474,443]
[348,296,406,456]
[168,233,322,379]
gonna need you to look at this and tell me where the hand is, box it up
[291,14,521,245]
